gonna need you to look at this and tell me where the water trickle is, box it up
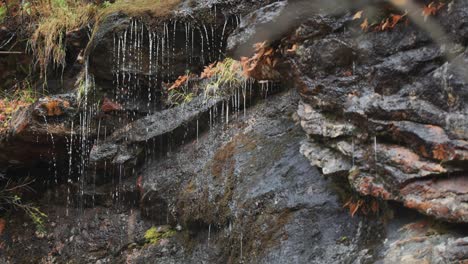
[196,119,199,144]
[208,224,211,246]
[374,136,378,164]
[219,18,228,60]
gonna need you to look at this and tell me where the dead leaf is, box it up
[360,18,369,31]
[422,2,438,21]
[168,75,189,91]
[286,44,297,54]
[353,10,364,20]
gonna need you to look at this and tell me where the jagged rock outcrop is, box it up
[284,2,468,223]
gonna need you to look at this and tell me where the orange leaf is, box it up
[381,18,390,31]
[353,10,364,20]
[360,18,369,31]
[168,75,189,91]
[286,44,297,54]
[390,14,403,28]
[422,2,438,21]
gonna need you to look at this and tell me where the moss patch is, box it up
[144,226,176,245]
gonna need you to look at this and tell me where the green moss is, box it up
[144,227,176,245]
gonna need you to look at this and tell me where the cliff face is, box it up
[0,0,467,263]
[286,1,468,223]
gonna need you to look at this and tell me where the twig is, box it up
[0,51,24,54]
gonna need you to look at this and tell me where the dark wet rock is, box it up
[375,207,468,263]
[128,90,383,263]
[2,0,468,262]
[279,2,468,222]
[90,95,224,167]
[0,94,78,168]
[227,1,288,58]
[0,90,384,264]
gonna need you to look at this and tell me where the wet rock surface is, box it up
[272,2,468,223]
[0,94,78,169]
[2,91,381,263]
[1,0,468,263]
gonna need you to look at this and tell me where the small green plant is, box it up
[144,226,176,245]
[0,83,39,129]
[101,1,112,8]
[0,178,47,234]
[167,88,194,106]
[203,58,246,98]
[0,6,7,23]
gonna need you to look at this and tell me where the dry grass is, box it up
[201,58,247,97]
[27,0,181,80]
[28,0,98,79]
[98,0,181,20]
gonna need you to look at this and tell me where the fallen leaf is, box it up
[353,10,364,20]
[286,44,297,54]
[422,2,438,21]
[360,18,369,31]
[168,75,189,91]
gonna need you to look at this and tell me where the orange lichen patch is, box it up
[423,124,449,143]
[211,133,256,179]
[101,97,122,112]
[44,100,62,116]
[431,176,468,195]
[400,176,468,222]
[354,176,393,200]
[432,143,452,161]
[211,138,237,178]
[394,236,428,247]
[404,199,450,218]
[401,220,430,232]
[39,97,71,117]
[381,144,446,174]
[418,145,430,158]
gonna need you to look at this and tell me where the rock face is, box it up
[0,94,78,169]
[1,91,383,263]
[1,0,468,263]
[282,2,468,223]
